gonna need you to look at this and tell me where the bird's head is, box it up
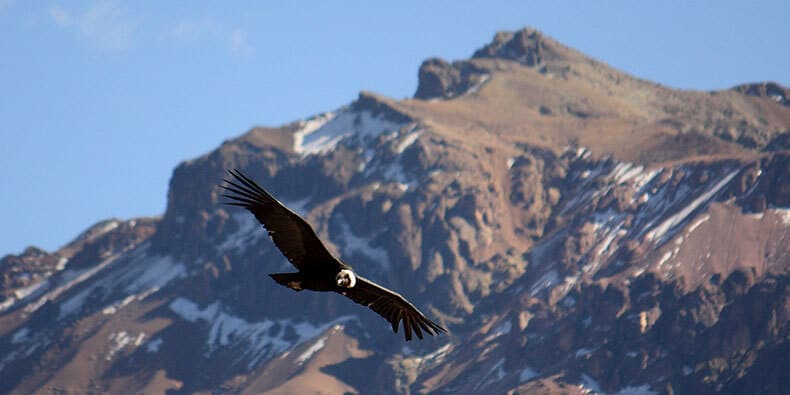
[336,269,357,288]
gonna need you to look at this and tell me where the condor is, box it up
[221,169,446,341]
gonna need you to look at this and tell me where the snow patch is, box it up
[424,343,451,363]
[79,220,120,243]
[11,328,29,344]
[296,336,327,365]
[0,298,13,312]
[103,294,135,315]
[58,287,92,319]
[294,110,405,156]
[656,250,673,268]
[645,170,739,243]
[95,220,120,236]
[591,209,618,232]
[475,357,506,390]
[611,162,645,184]
[396,130,422,154]
[531,270,559,296]
[614,384,658,395]
[633,168,661,191]
[746,212,764,220]
[102,287,158,315]
[773,208,790,224]
[146,338,163,353]
[106,331,145,360]
[580,373,602,393]
[169,297,351,369]
[30,246,134,315]
[106,331,127,360]
[122,255,186,293]
[52,247,181,319]
[293,112,334,153]
[519,367,539,382]
[484,320,512,342]
[576,348,594,358]
[464,73,491,95]
[13,279,49,300]
[56,257,68,271]
[594,226,620,259]
[218,213,265,254]
[410,343,452,366]
[571,146,589,159]
[0,338,47,373]
[380,160,416,190]
[686,214,710,234]
[335,218,390,271]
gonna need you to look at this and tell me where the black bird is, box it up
[221,169,446,341]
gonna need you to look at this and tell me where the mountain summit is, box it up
[1,27,788,394]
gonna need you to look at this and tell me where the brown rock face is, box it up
[472,28,557,66]
[414,58,489,100]
[1,247,61,302]
[733,81,790,106]
[414,58,459,100]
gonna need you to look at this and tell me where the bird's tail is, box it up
[269,273,304,291]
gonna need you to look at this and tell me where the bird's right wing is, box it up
[221,169,341,272]
[339,276,446,341]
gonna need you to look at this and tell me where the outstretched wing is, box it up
[339,276,446,341]
[221,169,342,272]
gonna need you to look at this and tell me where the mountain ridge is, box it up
[1,26,788,394]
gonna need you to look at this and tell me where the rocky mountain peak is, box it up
[472,27,567,67]
[414,27,569,100]
[732,81,790,106]
[413,58,489,100]
[350,91,413,124]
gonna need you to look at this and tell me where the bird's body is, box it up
[221,169,446,341]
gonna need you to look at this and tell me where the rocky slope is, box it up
[1,27,788,394]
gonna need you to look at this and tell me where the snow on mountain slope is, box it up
[293,109,407,156]
[169,297,353,369]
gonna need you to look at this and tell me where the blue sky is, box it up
[1,1,788,255]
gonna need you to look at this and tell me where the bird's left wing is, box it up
[339,276,446,341]
[221,169,342,272]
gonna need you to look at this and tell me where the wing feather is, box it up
[340,276,446,341]
[412,316,423,339]
[221,169,341,272]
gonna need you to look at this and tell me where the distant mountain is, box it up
[1,27,788,394]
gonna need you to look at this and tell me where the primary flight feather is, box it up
[221,169,446,341]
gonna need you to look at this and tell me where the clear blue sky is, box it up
[1,1,788,255]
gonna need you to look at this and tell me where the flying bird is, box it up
[221,169,446,341]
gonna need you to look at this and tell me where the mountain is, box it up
[1,27,788,394]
